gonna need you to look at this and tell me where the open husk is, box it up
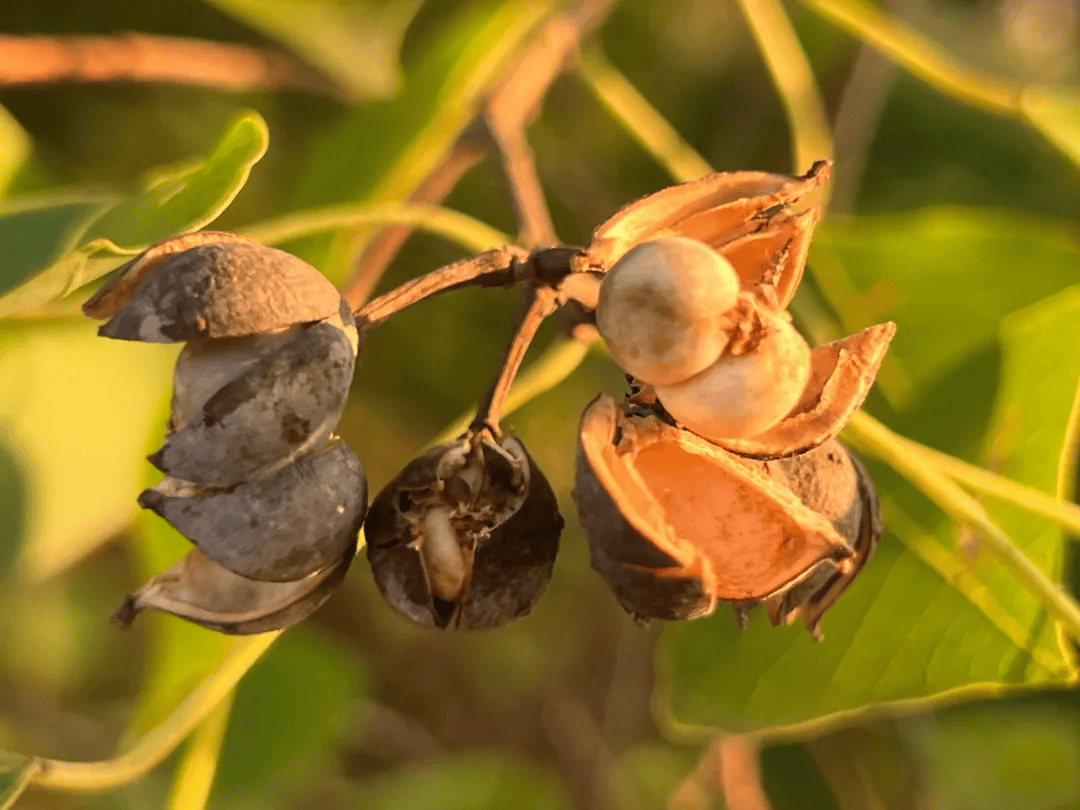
[366,436,563,630]
[574,395,878,636]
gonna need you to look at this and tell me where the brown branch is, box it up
[0,33,343,97]
[341,0,618,305]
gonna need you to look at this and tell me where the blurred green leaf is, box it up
[0,111,268,317]
[204,0,423,100]
[214,629,366,799]
[810,208,1080,405]
[352,752,572,810]
[0,753,36,810]
[659,284,1080,734]
[1021,87,1080,174]
[0,435,29,584]
[0,320,176,580]
[0,105,30,196]
[295,0,547,281]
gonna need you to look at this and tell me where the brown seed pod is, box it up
[365,435,563,630]
[84,234,342,342]
[148,303,358,487]
[113,543,356,635]
[573,394,879,635]
[587,162,829,307]
[138,439,368,582]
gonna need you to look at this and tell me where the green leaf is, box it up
[0,435,30,584]
[213,629,366,800]
[352,752,571,810]
[659,286,1080,734]
[0,753,37,810]
[1022,86,1080,176]
[295,0,547,282]
[0,111,268,318]
[0,105,30,195]
[0,320,176,581]
[204,0,423,100]
[810,208,1080,407]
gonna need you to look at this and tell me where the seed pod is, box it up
[148,303,358,487]
[654,309,812,441]
[595,236,740,385]
[113,544,356,635]
[587,162,829,307]
[365,435,563,630]
[138,440,367,582]
[574,395,874,635]
[84,234,342,342]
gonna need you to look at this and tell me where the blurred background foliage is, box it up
[1,0,1079,808]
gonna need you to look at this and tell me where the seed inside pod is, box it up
[149,304,358,488]
[654,309,811,441]
[138,439,368,582]
[596,236,740,386]
[113,544,356,635]
[365,435,563,630]
[90,239,343,342]
[573,395,854,624]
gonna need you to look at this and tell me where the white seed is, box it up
[420,506,468,600]
[596,236,739,386]
[655,314,811,441]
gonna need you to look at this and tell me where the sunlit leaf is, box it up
[659,285,1080,734]
[204,0,423,100]
[0,753,36,810]
[351,752,572,810]
[1021,87,1080,173]
[0,105,30,196]
[0,111,268,317]
[810,208,1080,407]
[0,437,29,584]
[214,629,366,799]
[294,0,547,282]
[0,320,176,581]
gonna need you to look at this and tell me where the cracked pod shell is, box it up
[574,395,878,634]
[138,439,368,582]
[366,436,563,630]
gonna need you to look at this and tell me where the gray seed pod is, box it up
[90,238,343,342]
[113,544,356,635]
[365,436,563,630]
[149,303,358,488]
[138,440,368,582]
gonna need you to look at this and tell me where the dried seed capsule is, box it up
[138,440,367,582]
[573,395,864,632]
[113,544,355,635]
[595,236,740,386]
[86,236,342,342]
[654,310,811,441]
[365,436,563,630]
[148,304,358,488]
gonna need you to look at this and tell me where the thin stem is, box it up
[578,49,713,184]
[736,0,834,174]
[0,33,341,96]
[470,284,560,435]
[486,119,558,248]
[844,411,1080,644]
[901,438,1080,538]
[164,693,233,810]
[353,247,526,328]
[798,0,1020,116]
[239,202,511,256]
[29,633,276,793]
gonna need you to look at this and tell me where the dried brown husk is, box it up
[574,395,867,632]
[139,440,368,582]
[710,322,896,459]
[586,162,829,306]
[149,304,358,487]
[85,236,342,342]
[365,436,563,630]
[113,543,356,635]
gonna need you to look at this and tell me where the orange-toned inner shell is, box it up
[580,396,847,600]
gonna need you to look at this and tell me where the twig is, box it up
[340,0,617,306]
[0,33,342,96]
[164,693,233,810]
[470,284,560,436]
